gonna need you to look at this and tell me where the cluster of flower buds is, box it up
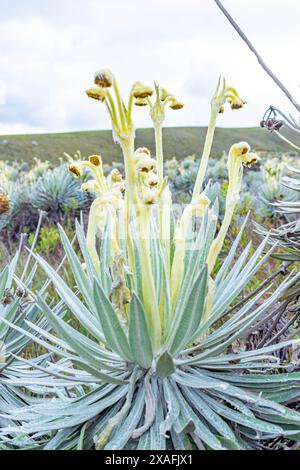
[158,86,184,110]
[227,142,260,195]
[132,82,184,111]
[225,87,246,110]
[68,155,125,207]
[86,87,107,102]
[132,83,153,99]
[0,192,10,215]
[229,142,260,168]
[68,154,126,267]
[133,147,163,205]
[260,118,284,132]
[86,69,115,103]
[211,78,246,115]
[94,70,114,88]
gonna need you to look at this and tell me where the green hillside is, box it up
[0,126,296,166]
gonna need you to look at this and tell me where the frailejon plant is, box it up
[1,71,300,450]
[254,158,300,305]
[0,234,66,450]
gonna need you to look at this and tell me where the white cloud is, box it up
[0,0,299,134]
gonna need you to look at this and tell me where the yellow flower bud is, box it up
[229,142,251,158]
[89,155,102,167]
[135,147,151,156]
[0,193,10,215]
[94,69,114,88]
[146,172,159,187]
[140,187,159,205]
[225,87,246,110]
[68,164,82,178]
[229,97,246,110]
[169,99,184,110]
[243,153,260,168]
[86,87,106,102]
[228,142,259,174]
[110,169,123,183]
[134,98,148,107]
[132,82,153,99]
[135,155,157,173]
[134,148,157,173]
[81,180,98,193]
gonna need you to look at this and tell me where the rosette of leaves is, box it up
[254,165,300,262]
[2,214,300,451]
[0,239,70,449]
[0,253,41,449]
[31,164,91,222]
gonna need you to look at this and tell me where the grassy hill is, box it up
[0,126,296,166]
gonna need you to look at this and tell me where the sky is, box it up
[0,0,299,135]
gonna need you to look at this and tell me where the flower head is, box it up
[169,99,184,110]
[132,82,154,99]
[68,164,83,178]
[86,87,107,102]
[229,142,251,159]
[140,186,159,205]
[134,148,157,173]
[243,153,260,168]
[146,172,159,187]
[227,142,259,187]
[134,98,148,107]
[225,87,246,110]
[135,147,151,156]
[0,193,10,215]
[110,169,123,183]
[89,155,102,167]
[211,78,246,115]
[81,181,98,193]
[94,69,114,88]
[228,142,260,167]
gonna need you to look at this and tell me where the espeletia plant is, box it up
[1,71,300,451]
[0,229,70,450]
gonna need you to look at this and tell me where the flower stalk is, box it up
[193,78,246,199]
[207,142,259,274]
[80,70,251,352]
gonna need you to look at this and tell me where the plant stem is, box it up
[120,136,137,279]
[138,210,161,352]
[121,136,161,351]
[193,108,218,199]
[207,198,236,275]
[154,121,168,254]
[113,80,127,131]
[86,200,101,273]
[154,123,164,187]
[274,130,300,150]
[120,136,138,207]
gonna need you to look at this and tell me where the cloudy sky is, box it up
[0,0,299,135]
